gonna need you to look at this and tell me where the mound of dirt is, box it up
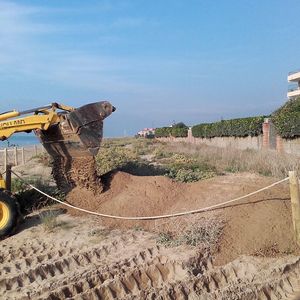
[65,171,299,264]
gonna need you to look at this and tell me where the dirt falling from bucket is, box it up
[52,156,104,195]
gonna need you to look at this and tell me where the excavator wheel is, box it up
[0,191,19,238]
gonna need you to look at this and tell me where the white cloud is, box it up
[0,1,139,93]
[0,0,232,97]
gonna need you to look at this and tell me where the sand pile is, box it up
[65,171,299,264]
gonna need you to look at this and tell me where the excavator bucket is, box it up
[35,101,115,159]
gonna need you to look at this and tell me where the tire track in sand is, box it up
[2,228,300,300]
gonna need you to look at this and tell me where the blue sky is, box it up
[1,0,300,137]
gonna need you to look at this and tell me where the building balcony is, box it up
[287,84,300,98]
[288,69,300,82]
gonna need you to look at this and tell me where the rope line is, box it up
[12,170,289,221]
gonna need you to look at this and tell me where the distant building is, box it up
[137,128,155,138]
[288,69,300,98]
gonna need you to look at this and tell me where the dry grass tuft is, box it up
[39,211,59,232]
[155,214,224,252]
[39,210,70,232]
[166,142,300,178]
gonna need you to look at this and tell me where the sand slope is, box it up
[67,172,299,264]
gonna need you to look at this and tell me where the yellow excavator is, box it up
[0,101,115,238]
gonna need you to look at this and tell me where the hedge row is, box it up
[192,116,265,138]
[171,127,188,137]
[155,127,172,137]
[155,123,188,138]
[155,98,300,140]
[272,98,300,138]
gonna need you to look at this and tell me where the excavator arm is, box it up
[0,103,74,141]
[0,100,115,158]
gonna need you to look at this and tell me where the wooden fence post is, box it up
[14,147,18,166]
[289,171,300,246]
[21,147,25,165]
[5,165,12,191]
[4,148,7,167]
[34,145,38,156]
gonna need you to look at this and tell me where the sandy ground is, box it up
[0,145,44,171]
[2,158,300,299]
[12,157,53,182]
[1,212,300,300]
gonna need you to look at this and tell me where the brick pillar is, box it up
[262,120,270,149]
[187,128,194,143]
[276,135,284,153]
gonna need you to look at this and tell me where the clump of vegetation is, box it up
[153,146,173,159]
[155,122,189,138]
[156,216,224,251]
[272,97,300,138]
[40,211,59,232]
[164,153,216,182]
[101,137,136,148]
[171,122,189,137]
[156,232,178,247]
[167,168,215,183]
[11,178,28,194]
[99,139,218,182]
[96,145,138,176]
[131,138,157,156]
[31,152,51,167]
[192,116,265,138]
[165,141,300,179]
[97,136,300,182]
[182,221,222,247]
[12,178,64,213]
[155,127,172,138]
[39,210,70,232]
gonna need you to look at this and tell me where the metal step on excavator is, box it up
[0,101,115,238]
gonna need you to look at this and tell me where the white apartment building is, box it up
[287,70,300,98]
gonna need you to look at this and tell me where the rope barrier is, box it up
[11,170,289,221]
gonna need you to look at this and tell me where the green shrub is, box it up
[165,153,216,182]
[96,146,138,176]
[172,122,187,128]
[11,178,27,194]
[155,123,188,138]
[171,127,188,137]
[155,127,172,138]
[192,116,265,138]
[153,146,173,159]
[12,178,65,213]
[167,168,215,183]
[131,138,155,155]
[272,97,300,138]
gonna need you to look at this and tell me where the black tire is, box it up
[0,190,19,238]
